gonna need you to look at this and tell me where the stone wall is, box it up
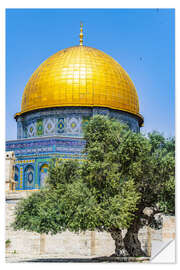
[5,191,175,260]
[162,215,175,241]
[5,191,115,258]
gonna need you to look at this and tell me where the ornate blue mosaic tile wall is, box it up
[6,136,86,190]
[17,107,139,139]
[8,106,140,190]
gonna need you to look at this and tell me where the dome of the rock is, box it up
[8,25,144,191]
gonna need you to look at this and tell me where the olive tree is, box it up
[12,116,175,257]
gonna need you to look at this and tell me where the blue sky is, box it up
[6,8,175,140]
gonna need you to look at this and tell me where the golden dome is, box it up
[18,45,143,124]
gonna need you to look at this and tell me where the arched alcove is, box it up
[40,164,48,187]
[24,165,34,189]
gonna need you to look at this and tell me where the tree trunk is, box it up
[124,223,146,257]
[110,229,129,257]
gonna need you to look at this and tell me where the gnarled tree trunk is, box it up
[124,222,146,257]
[109,228,129,257]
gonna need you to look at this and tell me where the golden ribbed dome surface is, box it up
[20,45,141,117]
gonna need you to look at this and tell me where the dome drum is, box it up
[16,107,140,139]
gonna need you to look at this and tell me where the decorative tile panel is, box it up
[57,118,65,134]
[67,117,80,134]
[44,118,56,135]
[27,122,36,137]
[20,167,23,189]
[36,119,44,136]
[14,166,19,189]
[16,159,35,164]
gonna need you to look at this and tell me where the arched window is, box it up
[40,164,48,187]
[24,165,34,190]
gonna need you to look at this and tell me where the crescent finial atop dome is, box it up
[80,22,83,46]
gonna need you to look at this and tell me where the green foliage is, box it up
[13,161,139,234]
[46,159,80,189]
[5,239,11,245]
[159,176,175,214]
[5,239,11,248]
[83,117,175,221]
[12,115,175,237]
[146,132,175,214]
